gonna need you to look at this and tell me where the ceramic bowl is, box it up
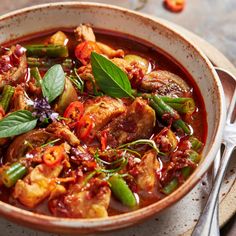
[0,2,226,234]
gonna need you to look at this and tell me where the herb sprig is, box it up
[91,52,134,99]
[0,64,65,138]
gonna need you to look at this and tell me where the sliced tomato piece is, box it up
[43,146,64,167]
[75,41,101,65]
[164,0,185,13]
[76,115,94,141]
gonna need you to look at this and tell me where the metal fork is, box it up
[192,69,236,236]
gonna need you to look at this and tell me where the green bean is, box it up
[173,119,191,135]
[161,97,195,114]
[109,174,137,207]
[152,94,180,119]
[25,44,68,58]
[27,57,73,71]
[182,150,201,179]
[30,67,42,87]
[189,136,203,152]
[1,162,27,188]
[162,150,201,194]
[187,149,201,163]
[161,178,178,195]
[0,85,15,112]
[150,95,191,134]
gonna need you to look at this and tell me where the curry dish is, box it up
[0,25,206,218]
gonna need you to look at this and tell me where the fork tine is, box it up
[227,88,236,123]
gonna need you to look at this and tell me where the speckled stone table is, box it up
[0,1,235,236]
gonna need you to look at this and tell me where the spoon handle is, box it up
[192,145,235,236]
[209,149,221,236]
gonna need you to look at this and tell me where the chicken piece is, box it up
[77,57,144,94]
[112,58,145,86]
[83,96,126,135]
[135,150,160,193]
[50,178,111,218]
[100,98,156,147]
[74,24,123,59]
[97,42,124,58]
[46,122,80,147]
[49,184,67,200]
[6,129,54,163]
[13,164,63,208]
[74,24,96,42]
[10,85,28,111]
[77,64,98,93]
[49,31,68,46]
[153,127,178,153]
[111,58,132,76]
[141,70,190,97]
[0,45,27,88]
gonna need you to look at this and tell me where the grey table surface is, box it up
[0,0,235,235]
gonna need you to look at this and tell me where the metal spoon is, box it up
[192,68,236,236]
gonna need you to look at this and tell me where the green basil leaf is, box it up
[91,52,134,99]
[42,64,65,103]
[0,110,37,138]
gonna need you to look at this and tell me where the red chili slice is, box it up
[164,0,185,13]
[76,115,94,141]
[64,101,84,123]
[43,146,64,167]
[101,130,108,151]
[75,41,101,65]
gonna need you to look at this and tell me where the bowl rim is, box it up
[0,1,226,232]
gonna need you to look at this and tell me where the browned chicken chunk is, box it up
[135,150,160,194]
[74,24,96,42]
[0,45,27,88]
[99,98,156,147]
[46,122,80,147]
[10,85,28,111]
[13,164,63,208]
[141,70,190,97]
[84,96,126,136]
[6,129,54,163]
[49,178,111,218]
[97,42,124,58]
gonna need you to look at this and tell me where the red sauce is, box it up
[0,28,207,216]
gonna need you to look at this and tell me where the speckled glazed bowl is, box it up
[0,2,226,234]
